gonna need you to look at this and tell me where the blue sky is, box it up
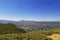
[0,0,60,21]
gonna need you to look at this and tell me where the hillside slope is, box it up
[0,23,26,34]
[0,20,60,31]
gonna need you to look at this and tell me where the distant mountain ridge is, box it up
[0,20,60,31]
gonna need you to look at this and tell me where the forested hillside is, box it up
[0,23,60,40]
[0,23,26,34]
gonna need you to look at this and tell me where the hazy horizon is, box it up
[0,0,60,21]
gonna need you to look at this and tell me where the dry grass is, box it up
[48,34,60,40]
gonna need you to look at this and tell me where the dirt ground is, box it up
[48,34,60,40]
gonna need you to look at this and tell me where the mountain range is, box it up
[0,20,60,31]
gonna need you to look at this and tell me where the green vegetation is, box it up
[0,23,26,34]
[0,23,60,40]
[0,34,52,40]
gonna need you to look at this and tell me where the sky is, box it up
[0,0,60,21]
